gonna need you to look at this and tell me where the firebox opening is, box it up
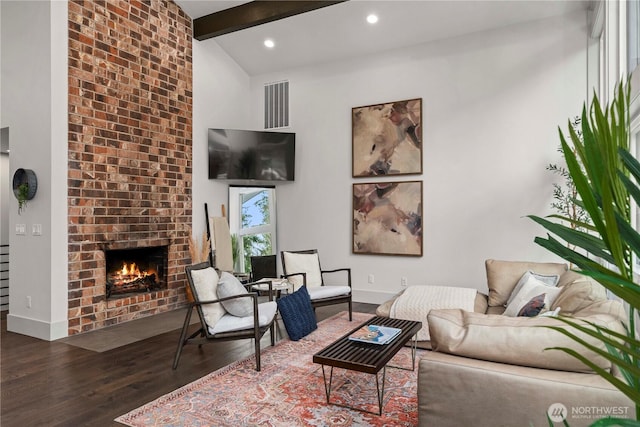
[105,246,168,298]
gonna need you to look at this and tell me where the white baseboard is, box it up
[352,289,397,305]
[7,313,68,341]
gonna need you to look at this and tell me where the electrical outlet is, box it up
[368,274,375,284]
[401,277,408,287]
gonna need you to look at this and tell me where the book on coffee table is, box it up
[348,324,402,345]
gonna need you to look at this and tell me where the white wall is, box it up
[247,12,589,303]
[49,0,69,338]
[192,40,252,243]
[1,146,9,311]
[0,138,9,247]
[0,2,590,338]
[1,0,68,339]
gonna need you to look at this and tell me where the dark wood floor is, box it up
[1,303,377,427]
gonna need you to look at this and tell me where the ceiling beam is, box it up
[193,1,347,41]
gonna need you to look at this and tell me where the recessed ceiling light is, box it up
[366,14,378,24]
[264,39,275,48]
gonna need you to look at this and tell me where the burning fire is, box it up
[106,256,162,297]
[113,262,152,283]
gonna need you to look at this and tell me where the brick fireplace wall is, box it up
[67,0,193,334]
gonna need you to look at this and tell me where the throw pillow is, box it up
[277,285,317,341]
[506,270,560,307]
[503,275,562,317]
[551,275,608,314]
[485,259,568,307]
[517,293,546,317]
[216,272,253,317]
[190,267,226,328]
[283,252,323,290]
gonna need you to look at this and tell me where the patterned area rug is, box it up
[115,311,424,426]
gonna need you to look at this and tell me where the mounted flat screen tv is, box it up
[208,128,295,182]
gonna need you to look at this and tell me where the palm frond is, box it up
[544,324,640,379]
[529,215,613,263]
[546,214,597,232]
[530,79,639,421]
[589,418,640,427]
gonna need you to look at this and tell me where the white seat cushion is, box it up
[190,267,225,328]
[307,285,351,300]
[283,252,322,289]
[209,301,277,334]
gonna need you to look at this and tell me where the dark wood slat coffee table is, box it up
[313,316,422,415]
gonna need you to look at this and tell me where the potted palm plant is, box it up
[529,80,640,426]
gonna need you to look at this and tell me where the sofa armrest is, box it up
[418,351,633,427]
[428,309,624,373]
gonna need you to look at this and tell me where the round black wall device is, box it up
[12,168,38,200]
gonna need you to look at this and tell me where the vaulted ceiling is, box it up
[174,0,590,76]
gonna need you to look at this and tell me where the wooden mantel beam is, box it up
[193,1,347,41]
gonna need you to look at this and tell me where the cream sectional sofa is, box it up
[377,260,635,427]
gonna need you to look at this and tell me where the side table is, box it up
[249,278,293,300]
[249,278,293,341]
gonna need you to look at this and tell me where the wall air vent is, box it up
[264,80,289,129]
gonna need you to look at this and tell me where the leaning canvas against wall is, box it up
[352,98,422,177]
[353,181,423,256]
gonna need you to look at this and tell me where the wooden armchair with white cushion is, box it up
[281,249,352,320]
[173,262,277,371]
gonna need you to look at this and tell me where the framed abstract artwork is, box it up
[352,181,423,256]
[352,98,422,177]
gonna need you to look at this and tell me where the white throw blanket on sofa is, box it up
[390,285,477,341]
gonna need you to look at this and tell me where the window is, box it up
[628,0,639,75]
[631,123,640,310]
[228,186,277,273]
